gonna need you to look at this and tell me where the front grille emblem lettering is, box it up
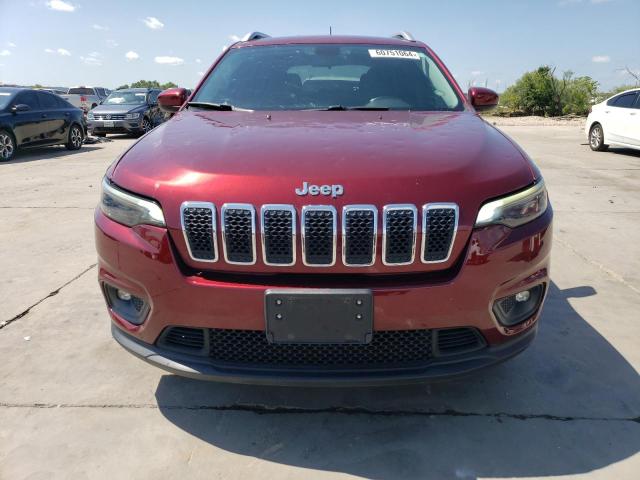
[295,181,344,199]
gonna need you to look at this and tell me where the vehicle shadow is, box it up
[155,281,640,479]
[2,144,104,164]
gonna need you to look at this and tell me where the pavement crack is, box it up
[0,263,97,330]
[0,402,638,423]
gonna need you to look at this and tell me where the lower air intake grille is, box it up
[209,328,434,367]
[343,208,376,266]
[303,207,336,266]
[164,327,205,350]
[423,206,457,262]
[262,207,294,265]
[436,328,485,355]
[222,205,255,264]
[383,207,416,265]
[181,204,216,261]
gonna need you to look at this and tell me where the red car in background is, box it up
[95,32,552,385]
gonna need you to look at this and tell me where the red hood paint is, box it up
[110,109,537,273]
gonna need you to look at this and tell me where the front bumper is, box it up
[96,206,552,384]
[88,119,143,134]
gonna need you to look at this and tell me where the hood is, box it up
[110,109,537,272]
[92,104,145,114]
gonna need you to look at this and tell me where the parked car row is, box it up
[0,87,85,161]
[61,86,111,113]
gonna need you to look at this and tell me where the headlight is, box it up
[125,112,140,120]
[100,178,165,227]
[475,181,548,228]
[87,112,94,120]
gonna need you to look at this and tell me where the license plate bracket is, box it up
[265,289,373,344]
[103,120,114,127]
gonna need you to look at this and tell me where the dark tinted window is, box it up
[56,96,72,108]
[148,90,159,104]
[68,87,95,95]
[609,93,638,108]
[15,91,40,109]
[0,90,16,109]
[194,44,462,111]
[38,92,58,109]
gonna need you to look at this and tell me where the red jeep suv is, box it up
[95,32,552,385]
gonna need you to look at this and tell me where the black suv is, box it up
[0,87,85,162]
[87,88,164,137]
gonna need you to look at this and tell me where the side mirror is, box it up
[11,104,31,113]
[468,87,499,112]
[158,88,187,113]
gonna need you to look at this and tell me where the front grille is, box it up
[164,327,205,350]
[221,204,256,264]
[302,206,336,266]
[181,202,217,262]
[422,205,458,263]
[383,206,417,265]
[180,202,459,268]
[95,114,125,120]
[343,206,377,266]
[261,206,295,265]
[436,328,485,355]
[209,328,434,367]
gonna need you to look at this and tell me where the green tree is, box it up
[160,81,177,89]
[116,84,130,90]
[130,80,161,89]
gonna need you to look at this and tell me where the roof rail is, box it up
[241,32,271,42]
[391,31,416,42]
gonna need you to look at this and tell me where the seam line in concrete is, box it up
[0,402,638,423]
[0,263,97,330]
[555,237,640,295]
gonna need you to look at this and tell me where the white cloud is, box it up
[7,42,16,48]
[471,70,484,76]
[195,58,202,64]
[125,51,139,61]
[106,39,119,48]
[143,17,164,30]
[92,24,109,31]
[45,48,71,56]
[154,56,184,66]
[80,55,102,66]
[0,49,11,56]
[46,0,75,12]
[591,0,613,3]
[592,55,610,63]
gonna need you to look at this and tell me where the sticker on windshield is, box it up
[368,49,420,60]
[0,92,10,96]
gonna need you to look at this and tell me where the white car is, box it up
[585,88,640,151]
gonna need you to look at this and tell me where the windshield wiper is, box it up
[187,101,237,111]
[316,105,390,111]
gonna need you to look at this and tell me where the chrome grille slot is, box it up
[302,206,336,266]
[342,205,377,266]
[382,205,417,265]
[261,205,296,266]
[180,202,217,262]
[422,204,458,263]
[95,114,125,120]
[221,204,256,265]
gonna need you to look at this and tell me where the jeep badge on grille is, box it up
[295,181,344,198]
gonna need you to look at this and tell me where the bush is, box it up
[499,66,598,117]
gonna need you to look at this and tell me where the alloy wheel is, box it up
[0,132,14,160]
[142,118,152,133]
[590,126,602,149]
[71,127,83,148]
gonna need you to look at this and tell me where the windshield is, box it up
[0,91,15,110]
[68,87,95,95]
[103,91,147,105]
[193,44,463,111]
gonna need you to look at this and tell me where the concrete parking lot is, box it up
[0,126,639,479]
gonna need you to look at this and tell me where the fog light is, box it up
[102,283,149,325]
[492,284,545,327]
[117,289,132,301]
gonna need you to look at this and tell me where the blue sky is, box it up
[0,0,638,91]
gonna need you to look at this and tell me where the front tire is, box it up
[589,123,608,151]
[140,117,153,136]
[0,129,16,162]
[66,124,84,151]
